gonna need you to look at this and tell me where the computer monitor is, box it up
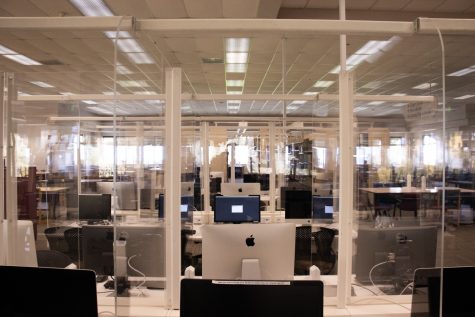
[157,194,195,220]
[1,266,98,317]
[180,278,323,317]
[243,173,270,191]
[214,195,260,223]
[284,189,312,225]
[221,182,260,196]
[81,224,165,288]
[411,266,475,317]
[78,193,111,223]
[313,196,336,222]
[355,225,438,287]
[202,223,296,280]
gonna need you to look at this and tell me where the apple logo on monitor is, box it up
[245,234,255,247]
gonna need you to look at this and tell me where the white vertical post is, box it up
[269,123,276,212]
[230,143,236,183]
[201,122,210,211]
[136,123,144,213]
[0,73,5,265]
[337,71,355,307]
[164,67,182,309]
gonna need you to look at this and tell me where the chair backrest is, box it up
[44,226,69,253]
[399,193,419,211]
[312,227,336,274]
[441,189,461,208]
[36,249,74,268]
[64,227,82,260]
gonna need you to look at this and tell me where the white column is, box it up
[164,68,182,309]
[269,123,276,212]
[337,69,355,308]
[230,143,236,183]
[201,122,210,211]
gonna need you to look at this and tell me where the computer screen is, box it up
[180,279,323,317]
[157,194,195,220]
[202,223,295,280]
[243,174,270,191]
[214,195,260,223]
[284,189,312,224]
[221,182,260,196]
[312,196,335,221]
[78,193,111,223]
[1,266,98,317]
[411,266,475,317]
[81,224,165,288]
[355,225,438,288]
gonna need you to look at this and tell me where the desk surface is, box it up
[360,186,475,194]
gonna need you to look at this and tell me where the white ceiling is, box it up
[0,0,474,120]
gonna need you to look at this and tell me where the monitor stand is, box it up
[241,259,261,280]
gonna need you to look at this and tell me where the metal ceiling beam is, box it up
[0,16,133,31]
[136,18,415,35]
[417,18,475,34]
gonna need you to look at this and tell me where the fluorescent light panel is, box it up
[82,100,97,105]
[226,38,250,52]
[412,83,438,89]
[30,81,54,88]
[313,80,334,88]
[88,106,114,115]
[226,80,244,87]
[70,0,114,16]
[368,101,384,106]
[0,44,41,66]
[304,92,318,95]
[104,31,132,39]
[355,40,389,55]
[448,65,475,77]
[226,63,247,73]
[226,91,242,95]
[133,91,158,95]
[118,80,149,88]
[0,44,16,55]
[126,52,154,64]
[454,95,475,100]
[116,39,144,53]
[226,52,248,64]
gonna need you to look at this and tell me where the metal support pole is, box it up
[269,123,276,212]
[164,68,182,309]
[230,143,236,183]
[201,122,210,212]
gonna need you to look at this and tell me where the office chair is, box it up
[36,249,74,268]
[394,193,419,218]
[44,226,69,253]
[312,227,336,275]
[64,227,82,262]
[181,228,201,275]
[439,189,461,226]
[294,225,312,275]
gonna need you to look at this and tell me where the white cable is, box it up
[368,261,391,295]
[399,281,413,295]
[127,254,147,296]
[351,297,411,311]
[98,311,116,317]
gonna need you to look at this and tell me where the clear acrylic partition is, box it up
[351,29,450,310]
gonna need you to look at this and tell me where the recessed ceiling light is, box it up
[313,80,335,88]
[30,81,54,88]
[227,91,242,95]
[226,52,248,64]
[116,65,132,74]
[392,103,407,107]
[88,106,114,115]
[353,106,368,112]
[304,92,318,95]
[202,57,224,64]
[118,80,149,88]
[104,31,132,39]
[0,44,16,55]
[226,38,250,52]
[134,91,158,95]
[70,0,113,16]
[226,63,247,73]
[368,101,384,106]
[346,54,368,66]
[412,83,438,89]
[18,91,31,96]
[60,92,74,95]
[355,40,389,55]
[291,100,306,105]
[82,100,97,105]
[116,39,144,53]
[392,93,407,96]
[126,52,154,64]
[454,95,475,100]
[226,80,244,87]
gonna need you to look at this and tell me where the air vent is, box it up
[202,57,223,64]
[39,59,64,65]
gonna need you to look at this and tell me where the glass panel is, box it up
[352,32,444,308]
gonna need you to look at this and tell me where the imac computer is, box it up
[1,266,98,317]
[221,182,260,196]
[284,189,312,225]
[355,225,438,287]
[5,220,38,267]
[202,223,296,280]
[81,224,165,288]
[157,194,195,220]
[214,195,260,223]
[411,266,475,317]
[181,278,324,317]
[313,196,336,223]
[78,193,111,224]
